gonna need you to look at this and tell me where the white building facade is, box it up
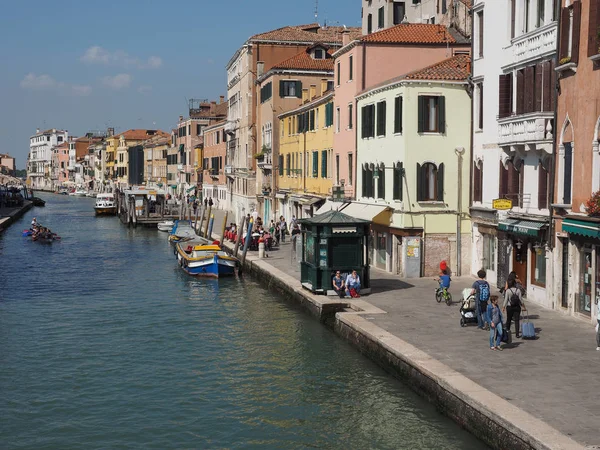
[471,0,557,306]
[28,128,68,190]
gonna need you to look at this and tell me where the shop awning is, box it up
[562,218,600,239]
[186,186,196,193]
[498,219,546,237]
[300,196,324,206]
[338,202,392,226]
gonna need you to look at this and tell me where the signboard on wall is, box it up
[492,198,513,210]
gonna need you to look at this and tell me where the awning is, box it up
[186,186,196,193]
[338,202,392,226]
[300,196,324,206]
[497,219,546,237]
[562,218,600,239]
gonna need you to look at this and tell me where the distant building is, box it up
[28,128,69,190]
[201,120,228,209]
[0,153,15,175]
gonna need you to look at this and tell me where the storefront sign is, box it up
[492,198,513,210]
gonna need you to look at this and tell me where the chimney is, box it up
[220,95,225,104]
[257,61,265,77]
[302,88,309,103]
[108,127,114,136]
[466,60,472,74]
[321,79,328,94]
[179,115,184,122]
[36,128,40,133]
[310,85,316,100]
[342,29,350,47]
[211,101,217,114]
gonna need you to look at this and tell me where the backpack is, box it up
[478,281,490,302]
[509,288,521,307]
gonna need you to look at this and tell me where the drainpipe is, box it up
[456,147,465,276]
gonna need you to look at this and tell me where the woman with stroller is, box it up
[502,277,526,338]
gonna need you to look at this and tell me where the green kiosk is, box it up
[298,209,371,295]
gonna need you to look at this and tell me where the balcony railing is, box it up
[224,165,234,175]
[256,153,273,170]
[508,22,557,67]
[498,112,554,146]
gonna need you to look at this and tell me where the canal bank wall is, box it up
[221,241,583,450]
[0,202,33,233]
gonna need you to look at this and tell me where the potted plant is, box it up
[585,190,600,217]
[559,56,571,66]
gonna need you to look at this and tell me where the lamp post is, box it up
[455,147,465,276]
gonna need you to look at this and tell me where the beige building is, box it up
[143,134,170,187]
[114,129,169,188]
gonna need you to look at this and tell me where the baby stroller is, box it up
[459,288,478,327]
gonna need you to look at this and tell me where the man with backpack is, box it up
[502,277,526,338]
[471,269,491,330]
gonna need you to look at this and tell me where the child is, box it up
[486,295,504,351]
[438,269,451,290]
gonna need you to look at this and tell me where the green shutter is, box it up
[312,152,318,177]
[296,81,302,98]
[310,110,315,130]
[438,96,446,133]
[362,165,367,197]
[321,150,327,178]
[377,101,386,136]
[437,163,445,201]
[417,97,425,133]
[394,97,403,134]
[361,106,368,138]
[279,80,285,97]
[378,164,385,199]
[279,155,284,176]
[416,163,423,201]
[398,162,403,200]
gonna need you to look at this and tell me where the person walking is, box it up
[502,277,525,338]
[471,269,491,330]
[486,295,504,351]
[279,216,287,243]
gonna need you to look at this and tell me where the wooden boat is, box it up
[175,239,238,278]
[95,193,117,215]
[157,220,174,232]
[32,197,46,207]
[168,220,196,242]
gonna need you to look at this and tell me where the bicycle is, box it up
[434,280,453,306]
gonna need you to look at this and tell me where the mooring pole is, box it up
[233,216,246,257]
[240,218,254,269]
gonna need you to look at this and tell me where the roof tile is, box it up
[115,129,170,141]
[360,23,457,45]
[272,47,335,71]
[251,24,361,45]
[404,54,471,81]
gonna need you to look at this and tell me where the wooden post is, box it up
[179,201,183,220]
[220,212,228,244]
[233,216,246,257]
[198,204,206,236]
[207,214,215,240]
[240,218,254,269]
[203,205,212,238]
[194,206,199,234]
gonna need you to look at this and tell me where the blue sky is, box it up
[0,0,360,168]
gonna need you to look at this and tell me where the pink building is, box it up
[55,142,69,185]
[332,24,470,198]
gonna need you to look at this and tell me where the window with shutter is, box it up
[478,83,484,129]
[559,7,570,60]
[507,160,520,203]
[321,150,327,178]
[349,56,354,81]
[534,63,543,112]
[542,60,552,112]
[438,97,446,133]
[588,0,600,57]
[362,164,367,197]
[498,74,513,119]
[563,142,573,204]
[394,97,403,134]
[416,163,423,200]
[473,162,483,203]
[525,66,535,113]
[377,164,385,199]
[309,110,315,131]
[499,161,509,198]
[348,104,353,129]
[279,155,284,176]
[437,163,444,201]
[571,1,582,64]
[376,101,386,136]
[516,69,525,115]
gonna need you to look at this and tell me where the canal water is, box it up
[0,193,485,449]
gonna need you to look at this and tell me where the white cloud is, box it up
[81,46,162,69]
[20,73,92,96]
[137,85,152,94]
[102,73,132,90]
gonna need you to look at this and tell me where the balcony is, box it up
[224,165,234,175]
[256,152,273,170]
[507,22,557,68]
[498,112,554,146]
[177,164,184,172]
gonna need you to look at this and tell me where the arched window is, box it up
[417,162,444,201]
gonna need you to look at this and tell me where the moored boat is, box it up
[168,220,196,242]
[94,193,117,215]
[175,239,238,278]
[73,188,87,197]
[157,220,174,232]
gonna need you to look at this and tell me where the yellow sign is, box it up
[492,198,513,210]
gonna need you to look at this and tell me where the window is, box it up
[393,2,405,24]
[498,74,513,118]
[531,246,546,287]
[377,163,385,199]
[321,150,328,178]
[280,80,302,98]
[482,233,495,271]
[309,110,315,131]
[216,131,220,144]
[478,82,484,130]
[335,107,340,132]
[510,0,516,38]
[393,162,403,200]
[536,0,545,27]
[312,151,318,178]
[394,96,403,134]
[337,62,341,85]
[559,2,581,63]
[286,154,291,176]
[336,154,340,184]
[378,7,385,29]
[473,161,483,202]
[499,159,523,206]
[196,124,203,135]
[188,125,191,135]
[477,11,484,58]
[57,136,63,142]
[441,0,447,14]
[362,164,374,198]
[314,48,325,59]
[349,55,354,81]
[376,101,386,136]
[260,82,272,103]
[279,155,284,176]
[325,103,334,127]
[361,104,375,138]
[367,14,373,34]
[563,142,573,204]
[587,0,600,57]
[348,153,353,185]
[417,162,444,201]
[348,104,353,129]
[327,80,334,91]
[418,96,445,133]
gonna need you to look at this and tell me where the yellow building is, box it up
[105,134,118,183]
[277,91,334,219]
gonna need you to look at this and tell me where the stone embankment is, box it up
[0,202,33,233]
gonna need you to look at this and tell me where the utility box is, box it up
[298,210,371,295]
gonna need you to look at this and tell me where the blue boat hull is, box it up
[180,254,236,278]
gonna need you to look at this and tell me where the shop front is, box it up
[470,207,499,286]
[560,217,600,321]
[497,217,549,306]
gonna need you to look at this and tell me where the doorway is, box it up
[512,241,528,289]
[561,239,569,308]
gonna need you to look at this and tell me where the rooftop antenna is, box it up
[314,0,318,22]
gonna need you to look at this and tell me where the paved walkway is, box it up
[243,240,600,447]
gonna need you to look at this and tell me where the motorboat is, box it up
[86,192,97,198]
[32,197,46,207]
[72,188,87,197]
[94,193,117,215]
[157,220,175,232]
[168,220,197,243]
[175,239,238,278]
